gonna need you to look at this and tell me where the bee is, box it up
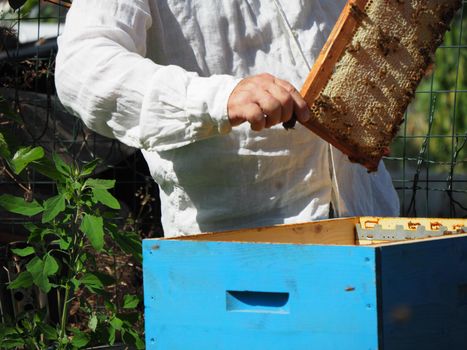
[378,66,388,79]
[377,28,401,56]
[350,4,368,22]
[412,4,429,22]
[347,41,361,54]
[364,76,377,89]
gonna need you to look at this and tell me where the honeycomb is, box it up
[304,0,462,172]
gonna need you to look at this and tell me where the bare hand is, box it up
[227,73,310,131]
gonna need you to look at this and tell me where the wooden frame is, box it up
[296,0,461,172]
[299,0,373,167]
[299,0,370,107]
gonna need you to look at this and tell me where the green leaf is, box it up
[0,327,25,349]
[108,325,116,345]
[23,222,38,232]
[52,153,71,176]
[80,214,104,251]
[32,157,64,181]
[0,326,18,338]
[39,324,58,340]
[8,271,33,290]
[79,272,114,295]
[11,246,35,257]
[71,277,80,290]
[122,328,145,350]
[111,230,142,264]
[71,330,90,348]
[11,146,44,175]
[118,312,140,325]
[0,338,26,349]
[42,193,66,223]
[134,333,145,350]
[84,178,115,190]
[122,294,140,309]
[88,314,98,332]
[0,132,11,159]
[104,300,117,313]
[26,255,59,293]
[58,237,71,250]
[93,271,115,286]
[79,273,104,292]
[24,223,47,243]
[92,188,120,209]
[110,316,123,331]
[80,158,100,177]
[0,194,43,216]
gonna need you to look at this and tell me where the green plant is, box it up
[6,0,70,17]
[394,9,467,171]
[0,128,144,349]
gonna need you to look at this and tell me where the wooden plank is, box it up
[143,240,379,349]
[378,235,467,349]
[299,0,369,105]
[169,217,359,245]
[358,239,392,246]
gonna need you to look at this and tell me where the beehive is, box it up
[299,0,462,171]
[143,217,467,349]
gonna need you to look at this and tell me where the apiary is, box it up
[143,217,467,349]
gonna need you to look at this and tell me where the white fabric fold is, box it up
[56,0,400,237]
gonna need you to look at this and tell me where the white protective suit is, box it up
[55,0,400,237]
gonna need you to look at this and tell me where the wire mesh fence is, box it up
[386,0,467,218]
[0,0,466,244]
[0,0,163,243]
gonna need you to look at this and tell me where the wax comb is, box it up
[297,0,462,172]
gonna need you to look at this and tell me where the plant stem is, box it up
[0,158,32,195]
[31,336,41,350]
[56,184,82,349]
[58,282,70,349]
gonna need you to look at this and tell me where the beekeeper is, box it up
[55,0,400,237]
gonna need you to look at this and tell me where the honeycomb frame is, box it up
[299,0,462,172]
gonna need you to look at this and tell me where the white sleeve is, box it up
[55,0,240,152]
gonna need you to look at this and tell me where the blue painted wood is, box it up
[143,240,379,349]
[379,235,467,350]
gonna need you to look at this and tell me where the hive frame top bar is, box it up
[299,0,370,106]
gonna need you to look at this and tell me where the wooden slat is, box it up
[169,217,359,245]
[299,0,370,105]
[297,0,376,170]
[378,235,467,348]
[143,239,380,348]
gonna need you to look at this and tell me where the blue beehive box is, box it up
[143,217,467,349]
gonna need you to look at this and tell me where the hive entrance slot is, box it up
[226,291,290,314]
